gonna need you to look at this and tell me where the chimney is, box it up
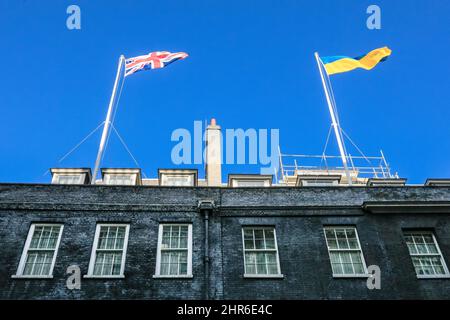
[206,118,222,186]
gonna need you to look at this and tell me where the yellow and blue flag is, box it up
[321,47,392,75]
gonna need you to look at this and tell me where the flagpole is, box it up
[92,55,126,184]
[314,52,352,185]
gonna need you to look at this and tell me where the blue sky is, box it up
[0,0,449,183]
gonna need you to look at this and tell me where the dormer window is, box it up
[101,169,141,186]
[425,179,450,187]
[367,178,406,187]
[159,169,198,186]
[50,168,91,185]
[56,175,84,184]
[228,174,272,187]
[296,175,341,187]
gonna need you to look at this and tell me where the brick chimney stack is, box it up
[206,118,222,186]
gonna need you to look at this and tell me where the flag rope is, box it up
[111,124,148,179]
[41,121,105,177]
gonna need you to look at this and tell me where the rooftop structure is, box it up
[48,119,440,187]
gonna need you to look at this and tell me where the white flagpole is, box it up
[92,55,126,184]
[314,52,352,185]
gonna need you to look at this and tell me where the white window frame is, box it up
[403,230,450,279]
[104,174,137,185]
[85,223,130,278]
[241,227,283,278]
[154,223,193,278]
[53,174,85,185]
[302,180,339,187]
[13,223,64,279]
[323,226,369,278]
[233,180,270,187]
[160,174,195,186]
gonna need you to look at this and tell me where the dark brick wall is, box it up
[0,184,449,299]
[220,212,450,299]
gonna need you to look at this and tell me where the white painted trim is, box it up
[104,173,137,185]
[160,174,195,186]
[86,223,130,277]
[416,275,450,279]
[233,179,270,187]
[11,275,54,279]
[154,223,193,277]
[332,274,370,278]
[152,275,193,279]
[241,226,283,277]
[15,223,64,277]
[83,275,125,279]
[243,274,284,279]
[323,226,369,277]
[52,174,85,185]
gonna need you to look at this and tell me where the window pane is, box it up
[256,252,268,275]
[340,252,354,274]
[245,263,256,275]
[264,229,275,241]
[244,239,254,250]
[23,252,54,276]
[265,239,275,250]
[254,230,264,240]
[325,229,335,241]
[325,227,366,276]
[243,229,253,240]
[94,252,122,276]
[162,175,193,186]
[158,225,191,276]
[266,253,278,274]
[405,231,448,276]
[254,238,264,249]
[353,262,365,274]
[245,253,257,274]
[267,264,279,274]
[407,243,418,254]
[331,263,344,275]
[107,174,134,185]
[327,239,338,250]
[335,230,349,249]
[347,237,359,249]
[56,175,82,184]
[245,252,256,265]
[243,228,280,275]
[30,226,61,250]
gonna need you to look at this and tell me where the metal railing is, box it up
[277,149,397,185]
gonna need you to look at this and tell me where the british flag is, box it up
[124,51,188,77]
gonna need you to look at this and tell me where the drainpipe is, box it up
[198,200,215,300]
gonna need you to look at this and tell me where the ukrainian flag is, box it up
[321,47,392,75]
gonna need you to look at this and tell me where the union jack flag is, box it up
[124,51,188,77]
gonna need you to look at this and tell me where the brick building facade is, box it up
[1,183,450,299]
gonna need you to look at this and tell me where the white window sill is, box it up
[417,275,450,279]
[243,274,284,279]
[83,275,125,279]
[11,275,53,279]
[332,274,370,278]
[152,274,193,279]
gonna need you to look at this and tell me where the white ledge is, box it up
[83,275,125,279]
[152,274,193,279]
[243,274,284,279]
[332,274,370,278]
[11,275,53,279]
[417,275,450,279]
